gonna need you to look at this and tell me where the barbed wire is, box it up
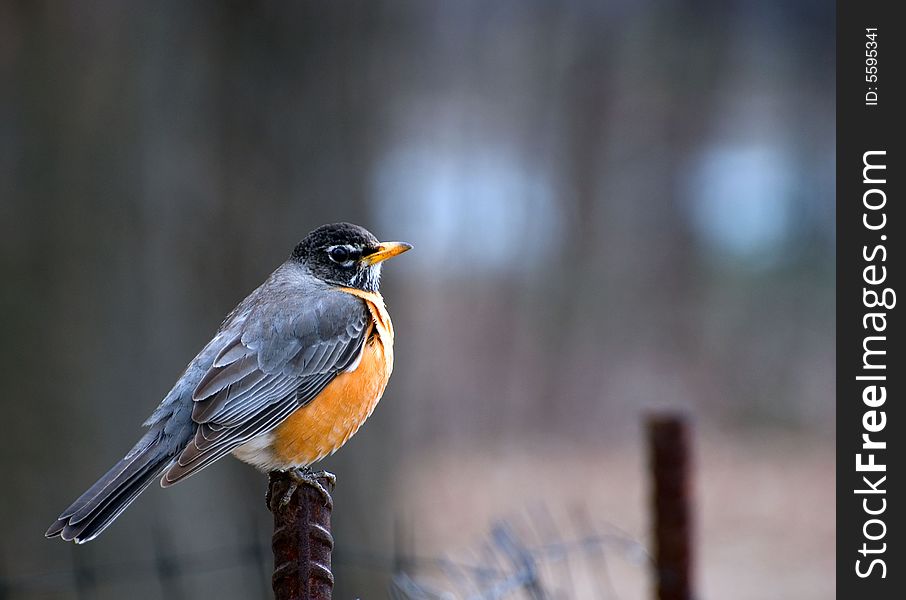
[390,509,649,600]
[2,509,646,599]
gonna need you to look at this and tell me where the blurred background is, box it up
[1,1,834,598]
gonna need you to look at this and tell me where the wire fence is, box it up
[1,537,272,600]
[1,509,646,600]
[5,414,688,599]
[390,510,648,600]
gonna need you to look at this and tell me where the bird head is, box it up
[292,222,412,292]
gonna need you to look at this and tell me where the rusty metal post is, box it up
[647,413,695,600]
[268,472,335,600]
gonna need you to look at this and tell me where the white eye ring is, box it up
[327,245,358,267]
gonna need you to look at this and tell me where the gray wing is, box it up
[161,288,371,485]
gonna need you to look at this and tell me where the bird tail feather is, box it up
[45,434,174,544]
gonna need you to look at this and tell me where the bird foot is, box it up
[268,468,335,511]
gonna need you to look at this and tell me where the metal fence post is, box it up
[647,413,695,600]
[268,472,335,600]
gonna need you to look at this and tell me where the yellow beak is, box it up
[363,241,413,265]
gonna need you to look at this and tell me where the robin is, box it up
[46,222,411,543]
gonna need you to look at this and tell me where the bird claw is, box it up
[268,468,335,511]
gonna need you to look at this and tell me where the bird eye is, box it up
[327,245,358,265]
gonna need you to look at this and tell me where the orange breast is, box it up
[272,290,393,466]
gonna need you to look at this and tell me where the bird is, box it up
[46,222,411,543]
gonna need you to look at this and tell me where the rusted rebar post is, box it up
[647,413,695,600]
[268,471,335,600]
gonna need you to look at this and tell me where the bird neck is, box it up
[338,287,393,343]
